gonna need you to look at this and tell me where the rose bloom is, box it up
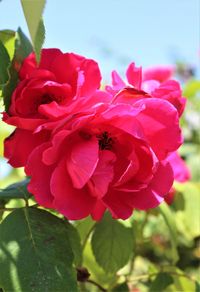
[105,64,189,208]
[4,49,103,167]
[106,63,186,117]
[3,52,183,220]
[25,95,182,220]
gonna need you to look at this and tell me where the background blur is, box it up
[0,1,200,290]
[0,0,199,78]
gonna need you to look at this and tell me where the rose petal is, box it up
[143,65,174,82]
[51,159,96,219]
[66,135,99,189]
[134,98,182,159]
[25,142,54,208]
[4,129,49,167]
[91,200,106,220]
[88,150,116,198]
[126,62,142,89]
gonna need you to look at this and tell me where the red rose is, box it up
[25,96,181,220]
[4,49,102,167]
[4,48,101,129]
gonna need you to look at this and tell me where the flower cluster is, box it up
[3,49,187,220]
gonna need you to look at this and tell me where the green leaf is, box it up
[2,65,18,111]
[0,30,16,60]
[161,266,197,291]
[175,182,200,238]
[2,28,32,111]
[20,0,46,45]
[112,282,129,292]
[20,0,46,63]
[75,216,95,243]
[34,19,45,63]
[150,273,173,292]
[15,27,33,62]
[183,79,200,99]
[91,213,134,273]
[195,281,200,292]
[158,203,179,264]
[83,242,116,286]
[0,207,78,291]
[0,40,10,86]
[0,178,31,200]
[64,220,83,266]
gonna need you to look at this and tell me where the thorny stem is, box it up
[86,279,107,292]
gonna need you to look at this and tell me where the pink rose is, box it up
[25,95,182,220]
[106,63,186,117]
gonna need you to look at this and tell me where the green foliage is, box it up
[0,178,31,200]
[91,213,134,273]
[183,79,200,101]
[0,41,10,86]
[0,207,77,292]
[2,27,32,111]
[0,30,16,60]
[15,27,33,62]
[20,0,46,63]
[175,182,200,239]
[64,220,83,266]
[149,272,174,291]
[158,203,179,264]
[0,30,16,89]
[112,282,129,291]
[33,19,46,63]
[196,281,200,292]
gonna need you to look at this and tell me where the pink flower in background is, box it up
[167,152,191,183]
[164,152,191,205]
[142,65,174,82]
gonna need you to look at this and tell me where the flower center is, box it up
[97,131,114,150]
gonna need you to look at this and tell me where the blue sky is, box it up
[0,0,199,79]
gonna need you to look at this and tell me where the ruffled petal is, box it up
[25,142,54,208]
[91,200,106,220]
[51,53,101,96]
[134,98,182,159]
[151,80,186,116]
[126,62,142,89]
[88,150,116,198]
[51,159,96,220]
[66,135,99,189]
[4,129,49,167]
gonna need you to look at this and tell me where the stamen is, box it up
[97,131,114,150]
